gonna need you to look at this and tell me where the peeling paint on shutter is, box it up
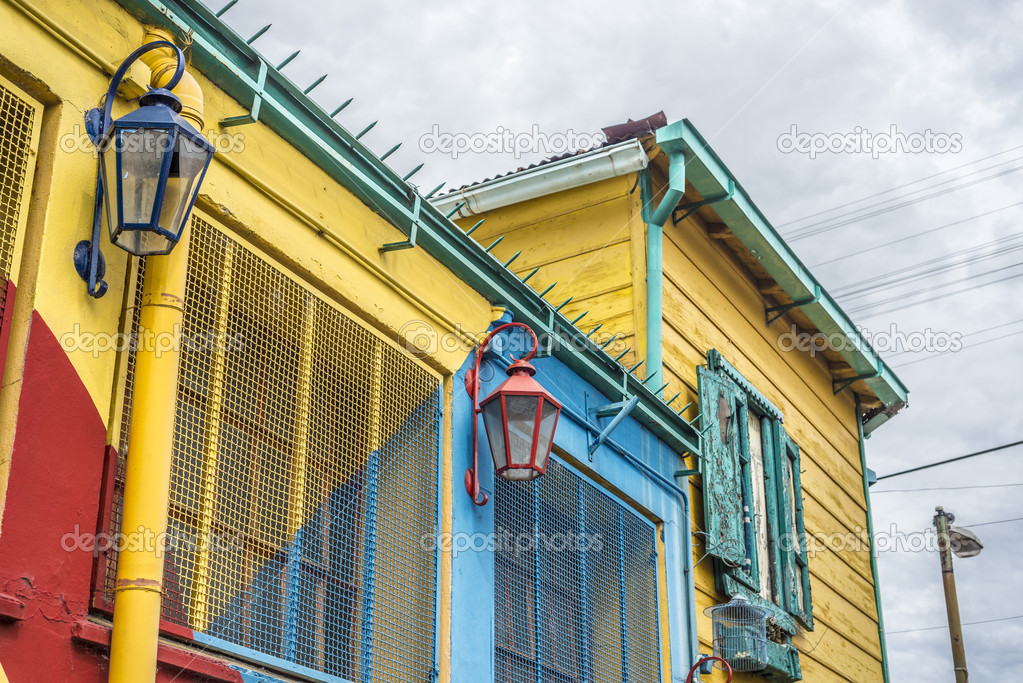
[696,365,747,568]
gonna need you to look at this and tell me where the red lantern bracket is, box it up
[464,322,542,506]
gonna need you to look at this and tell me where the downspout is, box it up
[855,394,891,683]
[641,127,687,392]
[108,28,205,683]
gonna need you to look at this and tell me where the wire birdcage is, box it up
[705,595,769,672]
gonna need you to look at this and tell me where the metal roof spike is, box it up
[330,98,354,117]
[276,50,300,70]
[303,74,327,95]
[521,267,540,283]
[554,297,573,312]
[355,121,377,139]
[628,360,644,373]
[484,236,504,253]
[402,163,424,181]
[666,392,681,405]
[215,0,239,17]
[537,283,557,299]
[599,334,621,350]
[613,348,631,362]
[445,201,466,219]
[465,219,485,235]
[246,24,272,45]
[379,143,401,161]
[570,311,588,325]
[585,324,603,338]
[503,251,522,268]
[425,182,446,199]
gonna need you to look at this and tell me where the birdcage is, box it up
[705,595,769,672]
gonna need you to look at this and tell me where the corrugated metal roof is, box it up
[438,112,667,197]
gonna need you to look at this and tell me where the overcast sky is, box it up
[199,0,1022,679]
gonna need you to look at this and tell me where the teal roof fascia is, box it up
[667,120,908,432]
[115,0,703,457]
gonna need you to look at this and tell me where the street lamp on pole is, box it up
[933,506,983,683]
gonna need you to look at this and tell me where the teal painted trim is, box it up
[707,349,783,421]
[116,0,701,459]
[641,129,687,395]
[856,394,892,683]
[662,120,908,430]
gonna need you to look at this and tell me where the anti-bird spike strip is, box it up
[246,24,271,44]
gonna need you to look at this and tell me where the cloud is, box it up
[198,0,1023,679]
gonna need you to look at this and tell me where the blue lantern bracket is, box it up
[74,40,186,299]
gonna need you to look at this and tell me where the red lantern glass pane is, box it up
[481,398,508,473]
[504,395,541,467]
[533,399,560,472]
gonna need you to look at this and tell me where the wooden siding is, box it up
[464,171,883,682]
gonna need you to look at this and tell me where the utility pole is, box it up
[934,507,968,683]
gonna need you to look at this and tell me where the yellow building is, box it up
[435,112,906,682]
[0,1,904,682]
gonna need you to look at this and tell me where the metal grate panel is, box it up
[107,215,441,681]
[0,76,39,329]
[495,458,662,683]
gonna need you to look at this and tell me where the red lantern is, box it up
[465,323,562,505]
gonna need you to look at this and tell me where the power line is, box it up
[964,516,1023,529]
[887,317,1023,360]
[888,614,1023,635]
[853,267,1023,319]
[873,482,1023,493]
[834,235,1023,300]
[876,440,1023,481]
[780,143,1023,228]
[812,200,1023,268]
[892,329,1023,369]
[785,162,1023,241]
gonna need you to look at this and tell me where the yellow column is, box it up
[108,28,205,682]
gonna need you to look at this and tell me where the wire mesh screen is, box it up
[107,216,441,681]
[494,458,662,683]
[0,78,38,329]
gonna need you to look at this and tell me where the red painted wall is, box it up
[0,312,241,682]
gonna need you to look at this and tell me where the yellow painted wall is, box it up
[464,157,883,681]
[453,174,644,369]
[0,0,493,439]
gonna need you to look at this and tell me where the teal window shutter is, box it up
[775,428,813,630]
[696,366,753,576]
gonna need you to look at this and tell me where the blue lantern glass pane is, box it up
[100,139,120,241]
[157,134,213,240]
[118,128,172,226]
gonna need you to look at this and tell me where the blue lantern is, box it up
[97,88,214,256]
[75,40,214,297]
